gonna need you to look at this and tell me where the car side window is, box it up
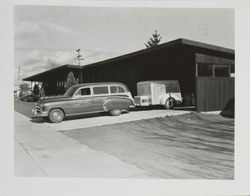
[110,86,118,94]
[118,86,125,93]
[110,86,125,94]
[93,86,109,95]
[75,87,91,96]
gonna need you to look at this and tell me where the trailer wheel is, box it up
[165,97,175,110]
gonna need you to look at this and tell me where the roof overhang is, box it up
[23,64,82,82]
[22,38,235,82]
[82,38,234,69]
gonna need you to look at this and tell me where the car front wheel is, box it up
[110,109,122,116]
[48,109,64,123]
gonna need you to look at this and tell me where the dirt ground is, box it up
[62,113,234,179]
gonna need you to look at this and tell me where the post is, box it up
[195,63,198,77]
[228,65,231,77]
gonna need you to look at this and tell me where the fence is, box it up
[196,77,234,112]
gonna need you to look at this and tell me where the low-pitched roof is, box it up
[23,38,234,82]
[82,38,234,69]
[23,64,82,81]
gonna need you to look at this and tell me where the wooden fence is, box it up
[196,77,234,112]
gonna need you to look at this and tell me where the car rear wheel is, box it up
[122,109,130,113]
[165,97,175,110]
[48,109,64,123]
[110,109,122,116]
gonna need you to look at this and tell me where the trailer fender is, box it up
[159,93,181,105]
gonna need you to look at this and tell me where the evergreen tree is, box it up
[145,30,162,48]
[65,71,78,91]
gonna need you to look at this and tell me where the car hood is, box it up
[38,96,71,104]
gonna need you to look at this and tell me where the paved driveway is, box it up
[62,113,234,179]
[14,99,191,131]
[15,112,148,177]
[44,109,190,131]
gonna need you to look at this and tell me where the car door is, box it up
[72,87,94,114]
[92,86,110,111]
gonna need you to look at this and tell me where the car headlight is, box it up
[40,104,45,111]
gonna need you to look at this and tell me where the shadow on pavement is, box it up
[30,118,46,123]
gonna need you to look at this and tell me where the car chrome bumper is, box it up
[32,108,48,118]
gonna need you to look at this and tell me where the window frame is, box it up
[73,87,92,97]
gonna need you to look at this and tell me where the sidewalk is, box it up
[14,112,148,177]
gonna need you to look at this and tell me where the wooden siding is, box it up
[196,53,235,72]
[196,77,234,112]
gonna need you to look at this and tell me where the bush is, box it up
[65,71,78,91]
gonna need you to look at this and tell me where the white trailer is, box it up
[134,80,183,109]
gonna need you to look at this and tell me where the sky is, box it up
[14,5,234,85]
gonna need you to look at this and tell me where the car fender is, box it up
[43,102,65,114]
[103,97,134,111]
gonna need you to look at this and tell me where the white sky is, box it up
[14,6,234,84]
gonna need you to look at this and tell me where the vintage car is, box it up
[32,82,134,123]
[134,80,182,109]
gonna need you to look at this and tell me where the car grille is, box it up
[35,106,41,112]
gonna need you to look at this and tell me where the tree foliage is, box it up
[65,71,78,91]
[145,30,162,48]
[19,83,30,91]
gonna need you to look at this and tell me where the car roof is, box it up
[72,82,128,88]
[137,80,179,85]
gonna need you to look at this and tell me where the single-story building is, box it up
[23,64,83,96]
[23,38,235,111]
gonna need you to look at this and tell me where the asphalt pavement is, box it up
[15,111,148,177]
[14,99,234,179]
[63,113,234,179]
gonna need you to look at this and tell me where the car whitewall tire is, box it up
[48,109,64,123]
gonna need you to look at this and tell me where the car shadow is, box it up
[132,105,196,111]
[30,118,46,123]
[63,112,109,121]
[29,111,120,123]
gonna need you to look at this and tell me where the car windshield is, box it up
[64,86,79,97]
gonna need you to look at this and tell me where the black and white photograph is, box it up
[13,5,235,179]
[1,1,250,196]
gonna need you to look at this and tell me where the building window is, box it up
[197,64,213,76]
[214,65,230,77]
[197,64,230,77]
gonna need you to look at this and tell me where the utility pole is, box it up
[75,49,84,66]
